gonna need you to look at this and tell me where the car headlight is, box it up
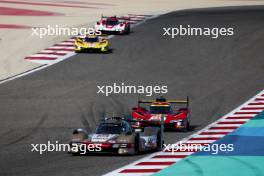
[177,120,183,126]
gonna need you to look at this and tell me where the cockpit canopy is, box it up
[96,119,130,134]
[84,36,99,42]
[106,18,119,25]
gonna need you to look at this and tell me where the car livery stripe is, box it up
[103,90,264,176]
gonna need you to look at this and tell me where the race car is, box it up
[69,117,162,155]
[131,96,191,131]
[95,15,130,34]
[74,34,109,53]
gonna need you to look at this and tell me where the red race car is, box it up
[131,96,190,131]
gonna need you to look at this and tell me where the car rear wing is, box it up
[101,116,124,122]
[138,96,189,108]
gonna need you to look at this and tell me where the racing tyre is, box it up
[142,127,163,151]
[156,130,163,151]
[126,26,130,34]
[182,120,190,132]
[70,143,81,156]
[101,47,110,54]
[134,134,140,154]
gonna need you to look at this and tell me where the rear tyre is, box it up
[142,127,163,151]
[156,130,163,151]
[134,134,140,154]
[126,26,130,34]
[70,143,81,156]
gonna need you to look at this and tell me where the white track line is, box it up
[148,158,182,162]
[26,54,60,58]
[192,134,225,138]
[47,46,75,50]
[38,50,70,54]
[185,140,216,143]
[228,114,256,117]
[221,118,249,122]
[203,129,234,132]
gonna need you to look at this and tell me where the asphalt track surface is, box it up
[1,6,264,176]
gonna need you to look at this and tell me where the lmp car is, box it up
[74,34,109,53]
[95,16,130,34]
[131,97,191,131]
[70,117,162,155]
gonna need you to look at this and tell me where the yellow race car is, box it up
[74,35,109,53]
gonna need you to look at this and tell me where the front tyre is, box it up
[126,26,130,34]
[101,47,108,53]
[75,50,82,53]
[182,120,190,132]
[156,130,164,151]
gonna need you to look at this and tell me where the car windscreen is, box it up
[96,123,125,134]
[84,37,99,43]
[106,20,118,25]
[150,106,171,114]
